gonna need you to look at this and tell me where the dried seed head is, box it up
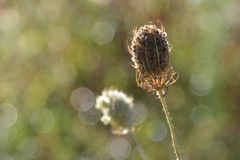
[95,88,135,135]
[131,24,170,76]
[128,22,179,97]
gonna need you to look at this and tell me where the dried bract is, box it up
[128,22,179,97]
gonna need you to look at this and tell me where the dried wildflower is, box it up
[95,88,135,135]
[128,21,179,97]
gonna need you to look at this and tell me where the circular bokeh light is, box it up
[71,87,94,111]
[0,103,18,129]
[30,108,55,133]
[191,105,213,127]
[206,140,228,160]
[109,138,131,160]
[146,120,167,141]
[91,22,115,45]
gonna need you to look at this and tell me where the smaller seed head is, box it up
[95,88,135,135]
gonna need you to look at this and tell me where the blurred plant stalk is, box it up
[130,129,149,160]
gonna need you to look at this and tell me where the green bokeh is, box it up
[0,0,239,159]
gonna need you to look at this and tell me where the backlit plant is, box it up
[128,21,181,160]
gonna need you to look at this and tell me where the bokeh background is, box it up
[0,0,240,159]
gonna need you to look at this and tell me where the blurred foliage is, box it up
[0,0,240,160]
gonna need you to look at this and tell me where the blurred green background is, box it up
[0,0,240,159]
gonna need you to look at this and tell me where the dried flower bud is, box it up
[128,22,179,97]
[95,88,135,135]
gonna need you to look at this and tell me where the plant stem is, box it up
[157,90,181,160]
[130,131,149,160]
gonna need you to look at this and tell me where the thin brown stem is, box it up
[130,131,149,160]
[157,90,181,160]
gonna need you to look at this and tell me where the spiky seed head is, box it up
[128,22,178,97]
[131,24,170,78]
[95,88,135,135]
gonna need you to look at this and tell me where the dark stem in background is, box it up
[130,131,149,160]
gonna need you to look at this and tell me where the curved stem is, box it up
[130,131,149,160]
[157,90,181,160]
